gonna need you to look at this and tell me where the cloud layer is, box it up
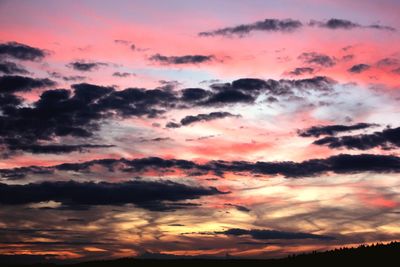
[0,180,223,211]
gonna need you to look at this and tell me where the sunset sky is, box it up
[1,0,400,263]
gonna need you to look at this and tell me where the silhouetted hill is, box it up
[3,241,400,267]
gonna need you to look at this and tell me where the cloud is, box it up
[114,39,131,45]
[309,18,359,29]
[0,75,56,93]
[368,24,396,31]
[62,75,86,82]
[199,18,395,38]
[179,111,238,126]
[6,143,114,154]
[180,88,210,102]
[140,137,172,142]
[287,67,314,76]
[202,76,334,106]
[66,60,108,71]
[393,68,400,74]
[167,112,239,128]
[230,78,269,91]
[312,126,400,150]
[0,93,22,109]
[181,76,319,106]
[47,71,85,82]
[0,180,223,211]
[206,154,400,178]
[298,52,336,67]
[225,204,251,212]
[0,83,113,153]
[199,18,303,37]
[298,123,378,137]
[149,54,215,65]
[114,40,136,51]
[0,157,204,179]
[202,89,255,105]
[0,61,29,74]
[0,42,47,61]
[0,76,335,154]
[165,122,181,128]
[348,64,370,73]
[0,82,179,154]
[309,18,396,31]
[376,58,399,67]
[216,228,334,240]
[2,154,400,180]
[342,54,354,62]
[112,72,134,77]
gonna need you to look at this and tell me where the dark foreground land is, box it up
[3,242,400,267]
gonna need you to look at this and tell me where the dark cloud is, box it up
[165,122,181,129]
[0,93,22,108]
[114,40,136,51]
[368,24,396,31]
[309,18,360,29]
[298,52,336,67]
[114,39,130,45]
[0,83,114,153]
[149,54,214,65]
[0,76,335,154]
[0,180,223,211]
[62,75,86,82]
[180,111,238,126]
[205,76,334,105]
[0,61,29,74]
[393,68,400,74]
[287,67,314,76]
[98,87,177,117]
[376,58,399,67]
[181,88,210,102]
[231,78,269,90]
[309,18,396,31]
[2,153,400,180]
[312,126,400,150]
[342,45,353,51]
[342,54,354,62]
[225,204,251,212]
[202,89,255,105]
[112,72,134,77]
[6,143,114,154]
[177,76,331,106]
[199,76,328,106]
[0,42,46,61]
[199,18,303,37]
[298,123,378,137]
[47,71,86,82]
[140,137,172,142]
[67,60,108,71]
[167,112,239,128]
[217,228,334,240]
[0,75,56,93]
[206,154,400,178]
[158,80,182,90]
[199,18,395,38]
[0,82,181,154]
[348,64,370,73]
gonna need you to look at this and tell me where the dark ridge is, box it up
[2,241,399,266]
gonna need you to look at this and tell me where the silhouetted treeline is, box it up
[3,241,400,267]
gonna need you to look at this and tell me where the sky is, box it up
[0,0,400,263]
